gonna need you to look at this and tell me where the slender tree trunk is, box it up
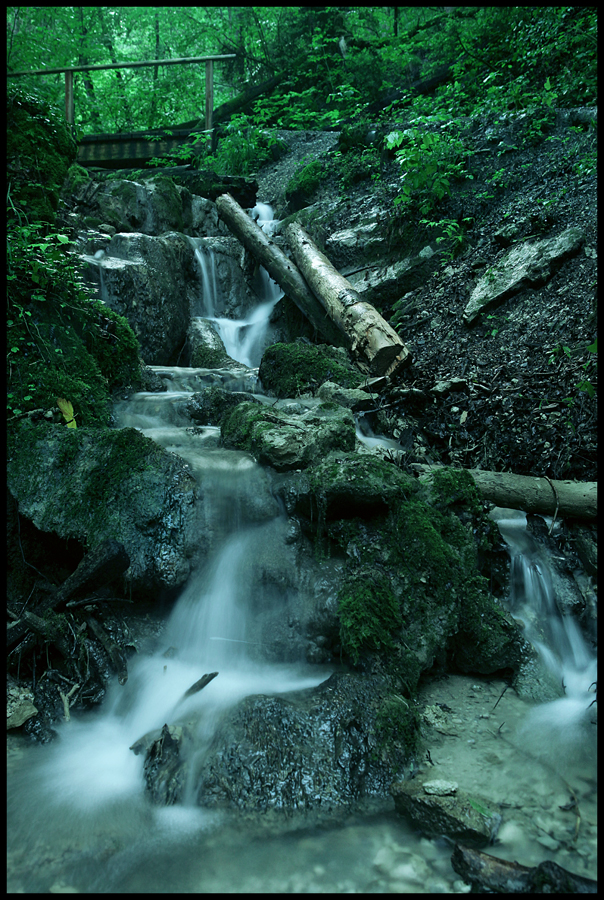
[285,223,411,376]
[148,10,161,129]
[76,7,103,131]
[96,7,134,129]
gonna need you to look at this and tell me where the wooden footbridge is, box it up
[7,54,236,169]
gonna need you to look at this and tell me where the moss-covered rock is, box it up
[187,319,232,368]
[7,85,77,224]
[221,400,355,471]
[285,159,325,211]
[186,386,261,426]
[7,422,201,594]
[259,342,363,398]
[299,464,526,682]
[305,452,418,519]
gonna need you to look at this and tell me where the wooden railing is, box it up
[7,54,236,132]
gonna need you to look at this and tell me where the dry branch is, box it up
[451,843,597,893]
[7,539,130,649]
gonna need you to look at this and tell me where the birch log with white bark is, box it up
[411,464,597,520]
[215,193,348,348]
[285,222,412,376]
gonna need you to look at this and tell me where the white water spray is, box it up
[494,509,596,766]
[190,204,283,367]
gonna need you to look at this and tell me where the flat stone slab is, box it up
[392,776,502,846]
[464,226,584,323]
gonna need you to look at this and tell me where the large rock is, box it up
[220,401,356,471]
[7,422,201,594]
[83,232,193,364]
[298,452,418,519]
[187,318,232,368]
[258,342,364,398]
[193,673,417,812]
[464,226,584,323]
[346,247,439,309]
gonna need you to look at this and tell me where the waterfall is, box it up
[494,509,597,766]
[190,204,283,368]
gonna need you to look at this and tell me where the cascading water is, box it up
[493,509,597,766]
[189,203,283,368]
[7,205,597,891]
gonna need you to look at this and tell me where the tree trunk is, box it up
[411,464,597,520]
[215,192,349,348]
[285,223,412,376]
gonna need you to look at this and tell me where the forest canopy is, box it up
[6,6,597,135]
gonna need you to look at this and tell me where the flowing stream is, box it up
[7,206,596,892]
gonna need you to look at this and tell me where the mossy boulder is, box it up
[285,159,325,211]
[220,401,355,471]
[7,422,201,594]
[304,452,418,519]
[299,465,526,680]
[187,319,232,368]
[186,386,261,426]
[7,85,77,224]
[259,342,364,398]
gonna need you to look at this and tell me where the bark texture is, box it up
[285,222,411,375]
[215,193,349,348]
[412,465,597,520]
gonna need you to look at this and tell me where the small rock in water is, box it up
[423,780,458,796]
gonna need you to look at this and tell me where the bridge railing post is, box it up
[205,59,214,133]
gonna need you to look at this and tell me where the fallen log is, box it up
[411,465,597,521]
[7,539,130,648]
[451,843,597,893]
[216,192,348,348]
[285,222,412,376]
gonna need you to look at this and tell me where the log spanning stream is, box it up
[7,207,597,892]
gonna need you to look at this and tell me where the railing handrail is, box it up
[7,53,237,131]
[6,54,236,78]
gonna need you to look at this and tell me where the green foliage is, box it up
[385,124,472,215]
[7,84,77,225]
[420,216,474,263]
[7,219,142,425]
[374,694,420,760]
[285,159,324,204]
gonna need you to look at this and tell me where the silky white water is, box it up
[8,208,596,892]
[190,203,283,367]
[494,509,597,769]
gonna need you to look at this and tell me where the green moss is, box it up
[7,85,77,225]
[285,159,324,205]
[374,694,420,763]
[151,175,184,231]
[338,569,402,664]
[430,467,482,516]
[220,401,273,454]
[259,342,363,398]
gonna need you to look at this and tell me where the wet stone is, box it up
[391,776,502,847]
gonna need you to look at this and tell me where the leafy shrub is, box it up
[385,124,472,215]
[7,220,142,425]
